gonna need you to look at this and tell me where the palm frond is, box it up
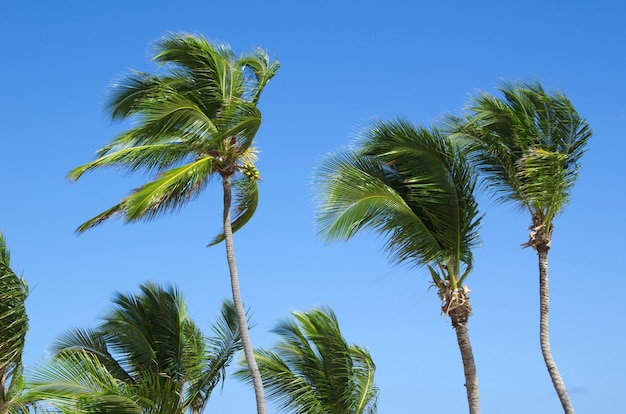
[185,299,243,412]
[76,158,215,233]
[28,350,142,413]
[67,144,191,181]
[75,202,127,233]
[53,327,132,383]
[124,158,214,221]
[239,48,281,104]
[0,249,28,387]
[0,231,10,265]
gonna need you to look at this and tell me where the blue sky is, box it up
[2,1,625,412]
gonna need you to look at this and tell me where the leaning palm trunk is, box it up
[535,233,575,413]
[222,174,267,414]
[439,283,480,414]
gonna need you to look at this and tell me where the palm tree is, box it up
[315,119,482,413]
[67,32,279,414]
[29,282,242,413]
[0,231,33,414]
[236,307,378,414]
[452,80,591,414]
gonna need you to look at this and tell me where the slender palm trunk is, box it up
[537,246,575,414]
[222,174,267,414]
[451,315,480,414]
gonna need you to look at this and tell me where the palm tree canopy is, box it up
[0,232,31,414]
[236,307,378,414]
[454,79,592,227]
[67,33,279,242]
[315,119,481,287]
[29,282,243,414]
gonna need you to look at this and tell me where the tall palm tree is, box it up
[29,282,242,413]
[67,33,279,414]
[315,119,482,413]
[236,307,378,414]
[453,80,591,414]
[0,231,33,414]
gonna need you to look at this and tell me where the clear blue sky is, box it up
[2,1,624,412]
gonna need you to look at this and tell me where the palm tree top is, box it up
[457,79,592,224]
[315,118,481,283]
[67,32,279,237]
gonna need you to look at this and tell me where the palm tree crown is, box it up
[68,32,279,240]
[30,282,242,414]
[316,119,481,290]
[457,79,591,241]
[236,307,378,414]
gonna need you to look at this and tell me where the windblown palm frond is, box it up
[0,231,31,413]
[29,350,142,414]
[235,307,378,414]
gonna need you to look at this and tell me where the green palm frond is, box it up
[76,158,214,232]
[29,350,142,413]
[53,327,133,383]
[0,231,10,265]
[235,307,378,414]
[67,144,192,180]
[186,300,243,412]
[0,233,33,413]
[0,233,29,392]
[239,48,281,104]
[1,366,39,414]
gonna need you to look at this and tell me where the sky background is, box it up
[2,1,625,413]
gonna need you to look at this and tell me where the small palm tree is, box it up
[29,282,242,414]
[0,232,33,414]
[453,80,591,413]
[315,119,482,413]
[67,33,279,414]
[236,307,378,414]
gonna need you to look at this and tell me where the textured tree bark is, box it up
[537,246,575,414]
[451,316,480,414]
[222,174,267,414]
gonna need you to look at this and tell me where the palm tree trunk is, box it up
[537,247,575,414]
[222,174,267,414]
[451,316,480,414]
